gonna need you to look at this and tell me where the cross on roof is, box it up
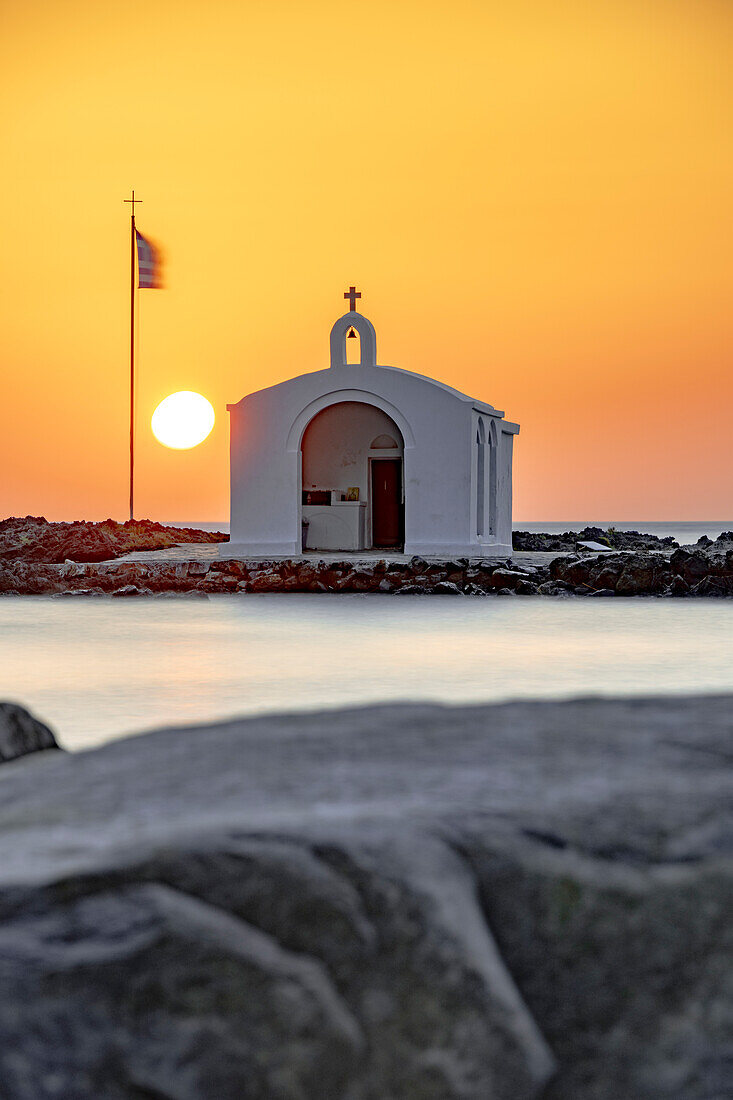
[344,286,361,311]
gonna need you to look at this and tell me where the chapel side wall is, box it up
[229,392,301,552]
[401,395,474,556]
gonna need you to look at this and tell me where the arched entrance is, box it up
[301,401,404,551]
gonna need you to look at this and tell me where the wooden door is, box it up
[371,459,403,548]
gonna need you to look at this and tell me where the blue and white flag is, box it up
[135,230,162,289]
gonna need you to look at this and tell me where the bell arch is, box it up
[330,312,377,367]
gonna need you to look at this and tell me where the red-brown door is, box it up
[371,459,403,548]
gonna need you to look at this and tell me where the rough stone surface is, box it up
[0,516,226,565]
[433,580,463,594]
[513,526,679,553]
[0,703,60,763]
[550,548,733,599]
[0,695,731,1099]
[1,519,730,598]
[111,584,154,598]
[2,541,733,598]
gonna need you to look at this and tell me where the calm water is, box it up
[514,521,733,545]
[2,595,731,751]
[179,520,733,545]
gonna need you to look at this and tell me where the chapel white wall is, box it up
[228,345,518,557]
[495,429,515,548]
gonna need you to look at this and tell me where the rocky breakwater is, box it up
[3,547,733,597]
[0,694,731,1099]
[513,526,679,553]
[0,554,545,597]
[549,546,733,597]
[0,516,227,565]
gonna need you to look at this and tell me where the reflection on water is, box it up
[2,594,732,751]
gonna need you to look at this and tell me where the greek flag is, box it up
[135,230,162,289]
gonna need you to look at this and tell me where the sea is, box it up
[2,594,731,753]
[186,520,733,545]
[2,518,731,752]
[514,520,732,545]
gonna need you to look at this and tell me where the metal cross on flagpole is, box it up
[123,190,142,521]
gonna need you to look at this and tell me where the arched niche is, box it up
[330,312,377,367]
[286,389,415,452]
[302,401,404,496]
[300,400,405,551]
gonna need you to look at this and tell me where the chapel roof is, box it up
[228,302,503,416]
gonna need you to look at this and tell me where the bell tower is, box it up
[330,286,378,367]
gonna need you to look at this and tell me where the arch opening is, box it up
[345,327,361,365]
[476,418,486,538]
[488,420,497,536]
[301,401,404,551]
[371,433,398,449]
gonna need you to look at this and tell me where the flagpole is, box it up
[124,189,142,521]
[129,202,135,521]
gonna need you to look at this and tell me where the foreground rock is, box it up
[0,516,227,565]
[0,703,59,763]
[0,695,731,1099]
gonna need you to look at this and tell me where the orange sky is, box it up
[1,0,732,523]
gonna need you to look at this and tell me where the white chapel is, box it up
[227,289,519,558]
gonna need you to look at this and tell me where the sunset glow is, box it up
[2,0,732,521]
[151,392,215,450]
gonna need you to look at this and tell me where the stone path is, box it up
[115,543,566,569]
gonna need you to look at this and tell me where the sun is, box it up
[151,391,215,450]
